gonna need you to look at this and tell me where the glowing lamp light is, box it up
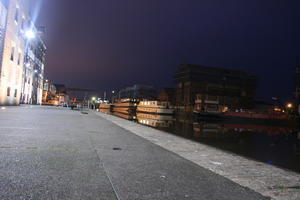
[286,103,293,109]
[91,97,96,101]
[25,30,36,39]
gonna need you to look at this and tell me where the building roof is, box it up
[175,63,257,88]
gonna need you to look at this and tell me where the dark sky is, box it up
[35,0,299,101]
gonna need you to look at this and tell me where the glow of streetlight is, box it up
[91,97,96,101]
[25,30,36,39]
[287,103,293,109]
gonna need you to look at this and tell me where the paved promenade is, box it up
[0,106,269,200]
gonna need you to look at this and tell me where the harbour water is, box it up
[103,109,300,173]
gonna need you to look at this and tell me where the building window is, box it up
[7,87,10,96]
[14,8,19,23]
[17,53,21,65]
[10,47,15,61]
[14,89,17,97]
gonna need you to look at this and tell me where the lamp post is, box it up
[90,96,96,109]
[112,90,115,103]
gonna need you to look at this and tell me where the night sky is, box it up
[34,0,299,101]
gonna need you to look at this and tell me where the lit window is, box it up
[10,47,15,61]
[7,87,10,96]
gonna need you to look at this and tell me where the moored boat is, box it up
[112,99,137,115]
[99,104,112,113]
[137,101,174,115]
[193,93,295,126]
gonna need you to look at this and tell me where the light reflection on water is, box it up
[103,110,300,173]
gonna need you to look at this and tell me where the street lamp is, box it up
[286,103,293,109]
[91,97,96,101]
[25,29,36,40]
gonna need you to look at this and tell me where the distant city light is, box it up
[274,107,282,112]
[25,30,36,39]
[286,103,293,108]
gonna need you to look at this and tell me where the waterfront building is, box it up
[54,84,69,106]
[0,0,7,70]
[42,79,57,105]
[157,88,176,106]
[0,0,30,105]
[174,63,257,110]
[117,84,157,100]
[21,25,46,105]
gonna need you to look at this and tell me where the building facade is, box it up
[0,0,30,105]
[157,88,175,105]
[42,79,57,105]
[174,63,257,110]
[21,26,46,105]
[0,0,7,69]
[117,85,157,100]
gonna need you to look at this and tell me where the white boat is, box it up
[137,101,174,115]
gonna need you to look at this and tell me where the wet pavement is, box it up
[0,105,269,200]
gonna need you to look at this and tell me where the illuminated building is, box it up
[174,63,257,110]
[0,0,29,105]
[21,25,46,104]
[53,84,69,106]
[0,1,7,69]
[42,79,57,105]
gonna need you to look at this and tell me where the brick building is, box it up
[174,63,257,110]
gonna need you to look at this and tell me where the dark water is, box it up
[104,110,300,173]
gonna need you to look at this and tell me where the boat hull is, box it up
[194,112,295,127]
[136,107,174,115]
